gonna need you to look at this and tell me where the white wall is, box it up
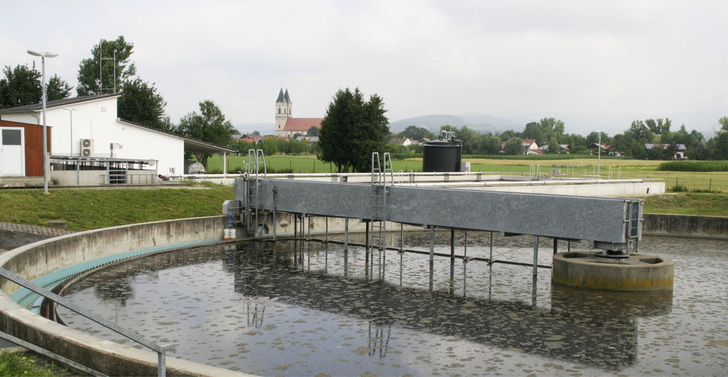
[115,121,183,175]
[1,97,184,175]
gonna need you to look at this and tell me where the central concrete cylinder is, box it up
[552,252,674,291]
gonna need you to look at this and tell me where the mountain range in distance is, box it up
[236,113,523,135]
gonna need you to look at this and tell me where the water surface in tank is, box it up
[57,233,728,376]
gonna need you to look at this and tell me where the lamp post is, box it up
[27,49,58,194]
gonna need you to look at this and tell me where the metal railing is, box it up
[0,268,172,377]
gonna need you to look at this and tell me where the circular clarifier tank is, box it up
[552,251,674,291]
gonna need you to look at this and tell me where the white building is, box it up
[0,94,234,185]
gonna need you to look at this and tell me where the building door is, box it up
[0,128,25,177]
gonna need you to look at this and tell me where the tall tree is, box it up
[0,65,39,108]
[0,65,71,109]
[176,100,236,167]
[45,74,73,101]
[318,88,389,172]
[117,78,170,131]
[400,125,435,140]
[307,126,320,136]
[504,137,523,155]
[77,36,136,96]
[77,36,169,129]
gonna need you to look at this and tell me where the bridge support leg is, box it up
[464,230,468,259]
[449,229,456,294]
[344,218,349,251]
[533,236,539,278]
[429,226,435,292]
[400,223,404,252]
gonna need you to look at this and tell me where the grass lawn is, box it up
[0,183,233,230]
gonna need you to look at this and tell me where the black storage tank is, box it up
[423,132,462,172]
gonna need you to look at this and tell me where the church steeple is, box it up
[275,88,293,135]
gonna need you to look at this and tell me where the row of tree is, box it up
[395,116,725,160]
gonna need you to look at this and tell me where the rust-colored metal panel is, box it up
[0,120,49,177]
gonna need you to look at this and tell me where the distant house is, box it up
[522,139,539,154]
[274,89,323,138]
[295,136,319,143]
[234,134,263,144]
[588,143,620,157]
[540,143,570,153]
[645,143,687,159]
[390,137,412,146]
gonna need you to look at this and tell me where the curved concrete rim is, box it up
[0,216,254,377]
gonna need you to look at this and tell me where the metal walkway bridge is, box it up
[232,151,642,279]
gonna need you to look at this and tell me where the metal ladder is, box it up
[245,149,267,234]
[370,152,394,251]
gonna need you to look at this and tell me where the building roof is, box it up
[0,93,121,114]
[522,139,538,147]
[276,88,292,104]
[283,118,323,132]
[645,143,687,151]
[118,118,236,154]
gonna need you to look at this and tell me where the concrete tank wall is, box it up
[0,215,249,377]
[643,213,728,239]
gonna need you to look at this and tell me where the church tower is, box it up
[275,88,292,136]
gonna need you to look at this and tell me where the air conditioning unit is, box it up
[81,139,94,157]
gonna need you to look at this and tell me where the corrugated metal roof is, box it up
[0,93,121,114]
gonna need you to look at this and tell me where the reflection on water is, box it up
[57,233,728,376]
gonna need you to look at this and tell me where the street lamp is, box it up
[27,49,58,194]
[597,130,605,179]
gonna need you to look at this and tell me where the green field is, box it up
[208,154,728,192]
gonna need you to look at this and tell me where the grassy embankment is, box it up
[0,183,233,231]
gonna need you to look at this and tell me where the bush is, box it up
[657,161,728,172]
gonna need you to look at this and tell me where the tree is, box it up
[707,117,728,160]
[261,137,278,156]
[504,137,523,155]
[0,65,71,109]
[522,122,544,144]
[548,136,560,154]
[0,65,39,109]
[521,118,565,145]
[307,126,320,136]
[77,37,169,130]
[45,74,73,101]
[77,36,136,96]
[117,78,170,131]
[176,100,236,167]
[400,125,435,141]
[480,133,503,155]
[456,126,481,154]
[318,88,389,172]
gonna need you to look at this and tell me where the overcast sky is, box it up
[2,0,726,136]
